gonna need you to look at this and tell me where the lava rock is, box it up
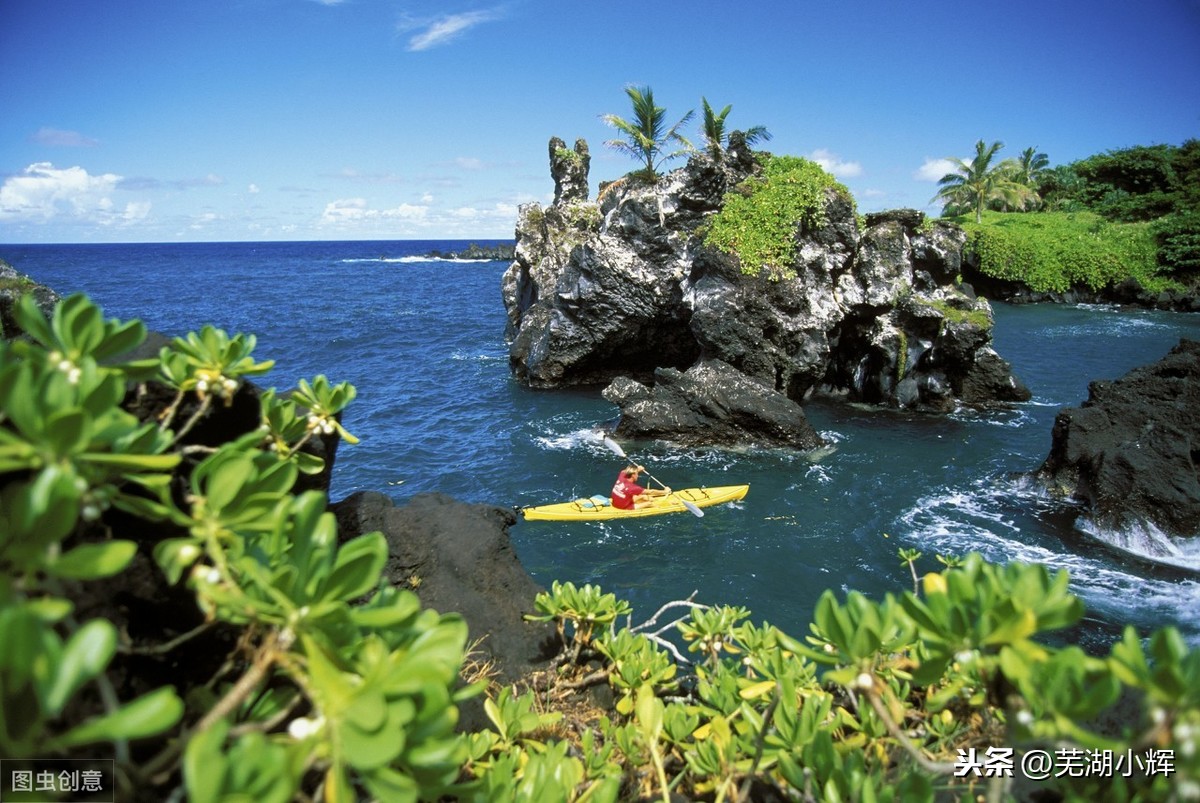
[0,259,61,341]
[502,137,1028,433]
[1037,338,1200,538]
[603,359,823,450]
[331,491,557,682]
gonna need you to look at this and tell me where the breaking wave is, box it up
[898,475,1200,642]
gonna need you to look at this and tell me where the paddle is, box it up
[602,436,705,518]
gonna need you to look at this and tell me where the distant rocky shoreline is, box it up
[963,266,1200,312]
[421,242,515,261]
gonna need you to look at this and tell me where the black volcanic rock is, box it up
[331,491,555,683]
[1037,338,1200,539]
[1,259,61,340]
[501,138,1028,445]
[424,243,515,261]
[603,359,823,450]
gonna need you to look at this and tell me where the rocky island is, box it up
[502,135,1030,450]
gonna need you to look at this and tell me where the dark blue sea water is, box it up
[5,240,1200,648]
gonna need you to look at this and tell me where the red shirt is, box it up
[611,473,645,510]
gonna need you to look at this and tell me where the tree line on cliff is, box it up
[933,138,1200,295]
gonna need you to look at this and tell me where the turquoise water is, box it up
[5,241,1200,648]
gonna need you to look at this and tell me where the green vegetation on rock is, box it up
[936,139,1200,291]
[703,154,851,279]
[955,210,1171,294]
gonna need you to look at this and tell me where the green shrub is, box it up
[1,292,473,802]
[704,154,851,279]
[958,210,1174,293]
[494,550,1198,801]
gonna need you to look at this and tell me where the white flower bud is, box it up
[196,379,210,392]
[178,544,201,563]
[67,367,82,385]
[81,504,101,522]
[205,568,221,584]
[854,673,873,691]
[287,716,322,740]
[1016,710,1034,727]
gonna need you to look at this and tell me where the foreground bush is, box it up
[2,292,1195,801]
[513,559,1197,802]
[0,293,470,801]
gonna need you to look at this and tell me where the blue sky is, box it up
[1,0,1198,243]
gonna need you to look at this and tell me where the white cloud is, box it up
[121,201,152,223]
[808,149,862,179]
[404,10,501,51]
[320,197,429,225]
[32,127,99,147]
[248,183,261,194]
[448,202,518,222]
[0,162,124,222]
[915,158,959,182]
[455,156,484,170]
[189,212,221,230]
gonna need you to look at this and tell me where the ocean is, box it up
[5,239,1200,649]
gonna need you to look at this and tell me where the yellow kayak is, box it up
[522,485,749,522]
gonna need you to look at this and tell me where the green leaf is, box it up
[94,318,147,361]
[322,532,387,602]
[340,717,405,770]
[20,467,81,542]
[49,540,138,580]
[0,606,47,687]
[13,294,57,347]
[206,453,255,511]
[81,451,181,471]
[45,619,117,715]
[183,720,229,803]
[43,409,91,457]
[56,685,183,747]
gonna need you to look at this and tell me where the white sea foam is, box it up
[804,464,833,485]
[1075,518,1200,572]
[534,428,605,451]
[450,350,505,362]
[339,256,496,265]
[898,476,1200,642]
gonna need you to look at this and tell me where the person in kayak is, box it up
[611,465,671,510]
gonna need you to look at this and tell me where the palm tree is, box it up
[602,85,694,181]
[934,140,1028,222]
[999,147,1050,210]
[700,97,772,157]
